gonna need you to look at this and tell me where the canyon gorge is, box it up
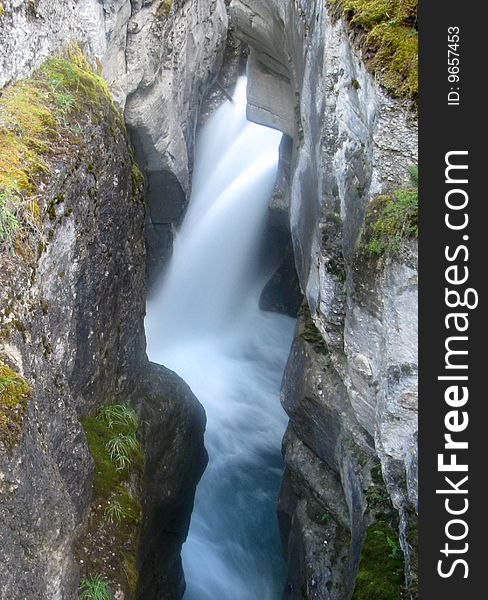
[0,1,418,599]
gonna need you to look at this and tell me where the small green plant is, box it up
[362,166,418,259]
[366,485,388,509]
[79,574,111,600]
[373,529,403,560]
[320,512,332,524]
[98,404,138,430]
[0,180,41,254]
[0,189,19,252]
[104,499,124,524]
[386,534,403,560]
[408,164,418,186]
[46,78,78,125]
[106,432,140,471]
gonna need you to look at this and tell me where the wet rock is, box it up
[135,362,208,600]
[231,1,418,596]
[0,63,205,598]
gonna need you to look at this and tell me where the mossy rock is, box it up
[0,45,112,193]
[352,521,405,600]
[0,360,31,450]
[329,0,418,102]
[78,405,143,599]
[0,44,128,257]
[359,166,418,260]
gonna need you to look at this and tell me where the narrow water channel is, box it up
[145,78,295,600]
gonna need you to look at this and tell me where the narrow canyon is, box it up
[0,1,418,599]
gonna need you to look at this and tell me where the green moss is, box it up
[329,0,418,101]
[123,551,139,597]
[157,0,173,18]
[352,521,405,600]
[0,45,119,256]
[365,485,389,509]
[79,405,142,598]
[0,360,31,449]
[360,166,418,259]
[131,162,145,200]
[81,412,141,499]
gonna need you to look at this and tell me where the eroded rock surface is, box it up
[0,58,205,599]
[231,1,418,597]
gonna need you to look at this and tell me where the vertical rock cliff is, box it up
[230,1,418,598]
[0,2,224,593]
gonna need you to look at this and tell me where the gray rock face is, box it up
[134,362,207,600]
[122,0,229,284]
[260,136,303,317]
[0,92,142,598]
[0,0,229,286]
[0,364,92,600]
[0,69,204,598]
[230,0,418,596]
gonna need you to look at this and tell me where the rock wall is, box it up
[134,363,207,599]
[230,0,418,597]
[0,37,207,600]
[0,65,145,598]
[0,0,229,285]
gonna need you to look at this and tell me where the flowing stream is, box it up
[145,78,296,600]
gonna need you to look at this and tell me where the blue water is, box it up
[145,78,295,600]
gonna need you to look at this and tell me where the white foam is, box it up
[145,77,295,600]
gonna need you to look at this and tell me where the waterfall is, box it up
[145,78,296,600]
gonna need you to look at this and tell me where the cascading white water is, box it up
[145,78,296,600]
